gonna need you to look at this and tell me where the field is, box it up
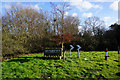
[1,51,120,79]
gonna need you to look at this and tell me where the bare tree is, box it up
[50,2,72,55]
[82,17,105,36]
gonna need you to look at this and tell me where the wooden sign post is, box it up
[63,46,65,61]
[44,49,62,59]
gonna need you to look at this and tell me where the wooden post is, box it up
[63,51,65,61]
[60,56,62,59]
[60,48,62,60]
[62,42,65,61]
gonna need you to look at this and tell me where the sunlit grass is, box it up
[2,51,120,79]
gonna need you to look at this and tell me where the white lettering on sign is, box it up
[45,49,61,53]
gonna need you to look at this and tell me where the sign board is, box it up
[44,49,62,56]
[70,45,74,57]
[76,45,81,58]
[70,45,74,50]
[76,45,81,50]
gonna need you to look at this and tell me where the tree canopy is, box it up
[2,3,120,57]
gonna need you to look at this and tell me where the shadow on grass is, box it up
[90,59,104,62]
[114,60,119,62]
[116,72,120,76]
[67,57,80,59]
[22,56,60,60]
[7,58,30,63]
[7,56,61,62]
[7,56,61,63]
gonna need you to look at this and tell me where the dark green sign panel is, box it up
[44,49,62,56]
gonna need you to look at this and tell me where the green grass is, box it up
[2,51,120,79]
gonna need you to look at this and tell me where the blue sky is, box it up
[1,0,119,29]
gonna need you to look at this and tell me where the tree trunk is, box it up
[62,42,65,61]
[57,23,59,35]
[54,24,55,35]
[62,42,63,54]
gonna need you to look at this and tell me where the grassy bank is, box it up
[2,51,120,79]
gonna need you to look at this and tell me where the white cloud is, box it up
[82,1,93,10]
[88,0,118,2]
[78,26,82,32]
[16,2,41,10]
[82,12,93,17]
[3,3,40,11]
[103,16,118,27]
[70,0,82,2]
[118,19,120,24]
[112,17,116,19]
[34,4,40,10]
[64,12,68,16]
[105,22,113,27]
[94,5,102,9]
[66,6,70,9]
[103,17,111,22]
[70,0,118,2]
[26,4,40,10]
[56,4,70,10]
[72,13,77,17]
[110,1,118,11]
[109,21,116,25]
[56,4,62,9]
[70,0,102,11]
[3,4,11,9]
